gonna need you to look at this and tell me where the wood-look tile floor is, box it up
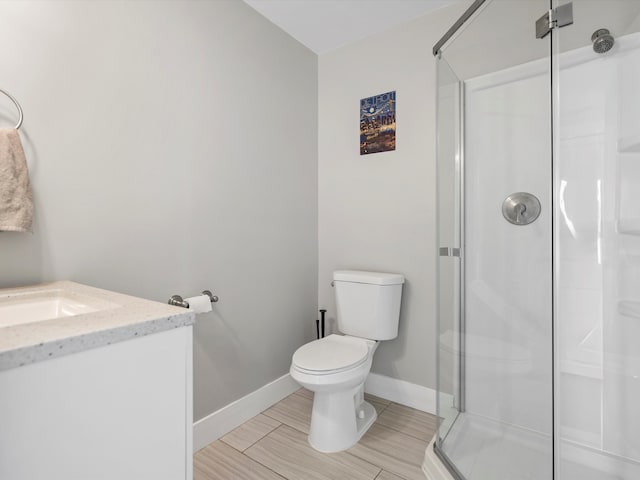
[194,389,437,480]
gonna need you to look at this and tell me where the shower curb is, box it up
[423,437,456,480]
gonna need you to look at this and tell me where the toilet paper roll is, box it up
[185,295,212,314]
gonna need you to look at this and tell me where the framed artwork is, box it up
[360,91,396,155]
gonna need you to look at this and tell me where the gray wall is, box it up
[318,3,468,390]
[0,0,318,421]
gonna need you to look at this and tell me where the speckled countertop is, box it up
[0,281,194,371]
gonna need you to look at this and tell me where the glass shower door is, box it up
[435,1,553,479]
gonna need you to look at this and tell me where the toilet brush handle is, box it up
[316,319,320,340]
[319,309,327,338]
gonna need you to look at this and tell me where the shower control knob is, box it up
[502,192,541,226]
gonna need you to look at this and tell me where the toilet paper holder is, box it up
[168,290,219,308]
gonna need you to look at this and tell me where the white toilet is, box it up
[290,270,404,453]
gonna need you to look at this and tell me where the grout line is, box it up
[219,437,241,452]
[242,448,289,480]
[338,449,383,479]
[370,466,384,479]
[236,419,283,453]
[194,440,288,480]
[374,418,436,444]
[260,394,313,435]
[261,409,310,435]
[370,421,435,446]
[375,401,391,416]
[372,469,410,480]
[242,424,296,480]
[346,446,417,480]
[375,402,438,442]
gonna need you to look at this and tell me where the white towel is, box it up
[0,128,33,232]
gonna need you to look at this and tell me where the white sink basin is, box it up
[0,290,118,328]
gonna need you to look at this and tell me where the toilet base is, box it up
[308,387,377,453]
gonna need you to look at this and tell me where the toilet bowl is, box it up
[290,334,379,452]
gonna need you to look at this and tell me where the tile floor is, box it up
[194,388,437,480]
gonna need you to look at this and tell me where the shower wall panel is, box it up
[602,36,640,462]
[555,34,640,468]
[464,64,552,434]
[555,50,608,451]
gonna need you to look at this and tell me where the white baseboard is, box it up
[365,372,436,414]
[193,373,299,452]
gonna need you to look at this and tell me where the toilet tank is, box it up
[333,270,404,341]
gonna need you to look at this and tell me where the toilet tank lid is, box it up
[333,270,405,285]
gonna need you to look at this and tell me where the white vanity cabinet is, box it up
[0,282,194,480]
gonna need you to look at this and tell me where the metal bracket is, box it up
[202,290,219,303]
[168,295,189,308]
[536,2,573,39]
[168,290,219,308]
[439,247,461,257]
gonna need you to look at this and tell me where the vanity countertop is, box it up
[0,281,194,371]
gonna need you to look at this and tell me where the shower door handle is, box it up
[439,247,461,257]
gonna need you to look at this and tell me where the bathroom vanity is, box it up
[0,281,194,480]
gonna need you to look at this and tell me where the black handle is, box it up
[319,309,327,338]
[316,319,320,340]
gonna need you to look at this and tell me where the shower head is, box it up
[592,28,615,54]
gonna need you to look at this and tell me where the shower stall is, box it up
[429,1,640,479]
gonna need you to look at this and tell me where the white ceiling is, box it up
[243,0,463,54]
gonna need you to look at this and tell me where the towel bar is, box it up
[0,88,23,129]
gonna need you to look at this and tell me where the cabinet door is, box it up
[0,326,192,480]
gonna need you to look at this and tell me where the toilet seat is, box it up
[292,335,369,375]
